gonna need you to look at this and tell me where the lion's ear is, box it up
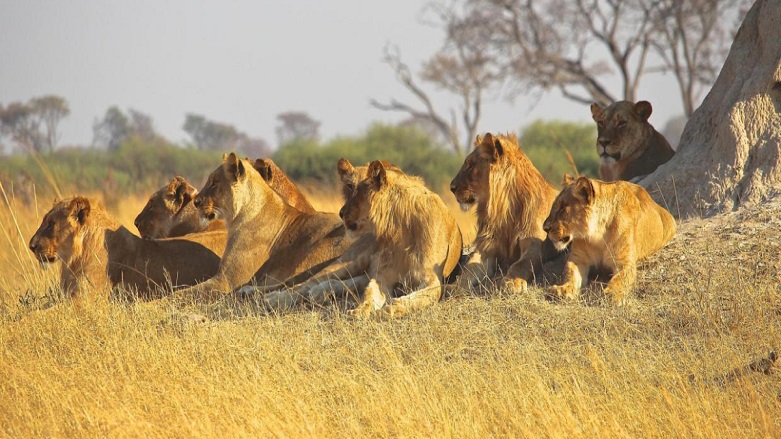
[562,174,576,186]
[337,158,354,181]
[590,103,604,122]
[368,160,387,189]
[225,152,246,181]
[634,101,652,121]
[69,197,91,225]
[53,196,62,206]
[573,177,595,203]
[478,133,502,161]
[254,159,273,182]
[222,153,229,162]
[169,176,196,204]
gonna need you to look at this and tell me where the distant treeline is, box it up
[0,121,597,203]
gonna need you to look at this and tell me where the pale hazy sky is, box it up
[0,0,688,149]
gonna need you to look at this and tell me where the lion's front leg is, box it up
[602,261,636,305]
[348,278,388,319]
[381,275,442,319]
[170,276,231,305]
[546,259,588,302]
[306,274,370,305]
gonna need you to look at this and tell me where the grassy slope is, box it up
[0,189,779,437]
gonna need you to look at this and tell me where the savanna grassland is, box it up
[0,184,779,438]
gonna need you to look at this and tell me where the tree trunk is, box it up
[641,0,781,218]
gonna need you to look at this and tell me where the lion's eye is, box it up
[617,121,627,128]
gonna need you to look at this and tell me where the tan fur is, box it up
[134,159,313,239]
[450,132,561,293]
[590,100,675,182]
[543,176,676,303]
[171,153,353,303]
[29,197,226,302]
[342,160,462,318]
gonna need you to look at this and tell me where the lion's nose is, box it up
[133,218,140,229]
[29,240,39,252]
[193,197,202,208]
[449,181,457,193]
[543,221,551,233]
[338,206,345,219]
[598,138,611,148]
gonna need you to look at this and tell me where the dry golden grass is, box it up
[1,185,780,437]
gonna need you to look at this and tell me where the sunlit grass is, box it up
[0,185,779,437]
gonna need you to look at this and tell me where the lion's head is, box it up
[450,133,522,212]
[193,153,257,224]
[337,158,400,202]
[253,158,315,213]
[338,161,383,235]
[134,176,198,239]
[590,100,655,165]
[29,197,93,264]
[543,175,595,251]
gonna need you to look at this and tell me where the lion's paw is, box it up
[545,284,579,302]
[503,278,528,295]
[347,303,374,319]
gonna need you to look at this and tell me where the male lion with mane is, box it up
[29,197,226,301]
[134,158,314,239]
[340,160,462,318]
[590,100,675,182]
[543,175,676,304]
[450,132,563,294]
[170,153,353,303]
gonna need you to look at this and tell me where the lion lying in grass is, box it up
[340,160,462,318]
[170,153,353,303]
[544,175,676,304]
[28,197,226,302]
[450,133,563,294]
[134,158,314,239]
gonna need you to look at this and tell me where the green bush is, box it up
[519,120,598,186]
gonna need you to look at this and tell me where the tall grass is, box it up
[0,185,779,437]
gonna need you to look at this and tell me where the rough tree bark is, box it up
[641,0,781,218]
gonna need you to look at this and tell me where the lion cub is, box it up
[340,160,462,318]
[591,100,675,182]
[543,175,676,304]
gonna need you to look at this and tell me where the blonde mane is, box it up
[475,133,551,255]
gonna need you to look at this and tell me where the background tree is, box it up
[425,0,747,117]
[183,113,270,157]
[519,120,599,183]
[93,106,131,150]
[0,95,70,153]
[275,111,320,146]
[371,5,502,155]
[642,0,781,217]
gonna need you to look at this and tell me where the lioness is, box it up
[543,175,676,304]
[134,158,314,239]
[341,160,462,318]
[29,197,226,301]
[170,153,353,303]
[251,158,396,310]
[590,100,675,182]
[450,132,562,293]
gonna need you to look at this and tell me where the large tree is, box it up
[641,0,781,217]
[275,111,320,146]
[424,0,746,117]
[183,113,270,157]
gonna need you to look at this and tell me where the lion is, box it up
[543,175,676,304]
[590,100,675,182]
[170,153,354,303]
[134,158,314,239]
[249,158,402,311]
[340,160,463,318]
[28,197,227,301]
[449,132,563,294]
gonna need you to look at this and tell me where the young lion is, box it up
[29,197,226,301]
[170,153,353,303]
[543,175,676,304]
[450,132,562,294]
[134,158,314,239]
[340,160,462,318]
[590,100,675,182]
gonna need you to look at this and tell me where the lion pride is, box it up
[543,175,676,304]
[28,197,226,301]
[450,132,563,293]
[170,153,353,303]
[337,160,462,318]
[590,100,675,182]
[134,158,314,239]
